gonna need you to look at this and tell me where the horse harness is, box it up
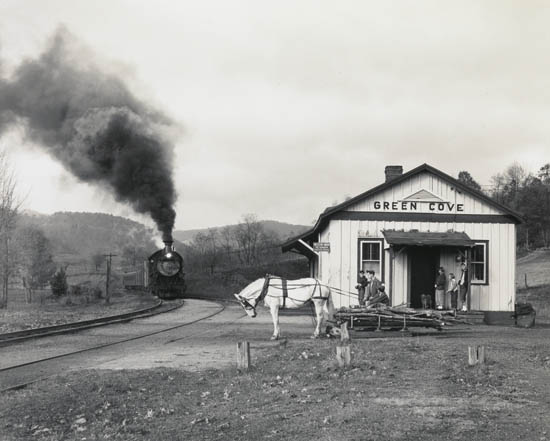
[258,274,288,307]
[281,278,288,308]
[258,275,272,304]
[259,275,328,308]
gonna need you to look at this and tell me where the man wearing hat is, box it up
[356,270,368,306]
[365,270,381,302]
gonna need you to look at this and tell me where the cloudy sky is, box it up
[0,0,549,231]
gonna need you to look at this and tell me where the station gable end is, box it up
[345,170,505,217]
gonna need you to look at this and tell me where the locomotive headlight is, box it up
[166,252,173,258]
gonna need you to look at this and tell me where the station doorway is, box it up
[409,247,440,308]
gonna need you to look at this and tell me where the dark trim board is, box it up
[333,211,518,224]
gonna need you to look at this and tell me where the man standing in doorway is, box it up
[366,270,381,302]
[458,262,469,312]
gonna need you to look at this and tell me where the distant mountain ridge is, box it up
[19,211,157,257]
[18,211,310,258]
[174,220,310,244]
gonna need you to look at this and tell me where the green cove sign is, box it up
[373,201,465,212]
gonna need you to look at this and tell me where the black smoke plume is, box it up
[0,28,177,241]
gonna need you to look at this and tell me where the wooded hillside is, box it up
[19,211,157,260]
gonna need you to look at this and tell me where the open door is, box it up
[409,246,439,308]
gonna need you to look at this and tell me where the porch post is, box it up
[466,247,472,311]
[389,246,394,306]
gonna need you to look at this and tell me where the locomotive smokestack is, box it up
[164,240,173,254]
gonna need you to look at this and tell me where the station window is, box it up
[471,241,488,285]
[359,239,383,278]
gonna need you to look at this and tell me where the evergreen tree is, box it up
[16,226,57,302]
[457,171,482,191]
[50,267,68,297]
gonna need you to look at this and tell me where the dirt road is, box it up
[1,299,318,389]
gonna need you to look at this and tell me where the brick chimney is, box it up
[385,165,403,182]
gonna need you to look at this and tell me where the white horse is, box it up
[234,275,334,340]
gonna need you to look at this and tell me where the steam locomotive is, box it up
[122,240,187,299]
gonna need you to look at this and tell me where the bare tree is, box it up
[189,229,220,274]
[257,229,282,264]
[490,163,528,208]
[234,214,264,266]
[490,172,505,203]
[220,225,235,259]
[0,150,22,308]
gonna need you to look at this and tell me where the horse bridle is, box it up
[237,274,271,312]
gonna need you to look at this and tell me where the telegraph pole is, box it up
[104,253,117,304]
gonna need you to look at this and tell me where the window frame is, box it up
[357,238,385,280]
[470,240,489,285]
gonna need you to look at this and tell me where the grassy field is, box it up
[0,288,157,333]
[2,325,550,441]
[516,249,550,289]
[516,249,550,318]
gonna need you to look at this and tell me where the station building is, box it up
[282,164,523,316]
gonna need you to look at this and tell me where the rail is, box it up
[0,300,178,346]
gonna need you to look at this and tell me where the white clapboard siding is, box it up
[323,218,515,311]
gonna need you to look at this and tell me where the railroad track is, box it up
[0,299,227,392]
[0,300,182,347]
[0,295,242,347]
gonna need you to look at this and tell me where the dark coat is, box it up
[458,268,469,289]
[367,277,381,299]
[357,275,368,288]
[435,273,446,290]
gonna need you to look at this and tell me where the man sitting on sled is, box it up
[365,285,389,308]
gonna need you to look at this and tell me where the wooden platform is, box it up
[334,306,489,334]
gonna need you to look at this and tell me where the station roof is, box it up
[381,230,475,247]
[282,163,523,255]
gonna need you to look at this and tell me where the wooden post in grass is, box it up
[336,322,351,368]
[237,341,250,370]
[103,253,116,304]
[468,345,486,366]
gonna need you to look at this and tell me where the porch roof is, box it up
[382,230,475,247]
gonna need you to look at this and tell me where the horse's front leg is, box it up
[269,302,280,340]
